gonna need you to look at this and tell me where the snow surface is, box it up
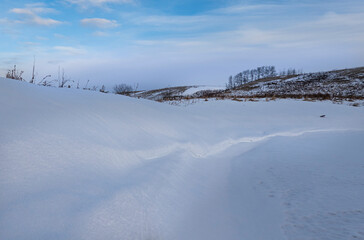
[182,86,225,96]
[1,77,364,240]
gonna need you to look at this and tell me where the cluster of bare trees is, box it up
[279,68,302,76]
[226,66,303,89]
[226,66,277,89]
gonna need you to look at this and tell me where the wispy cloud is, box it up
[138,15,209,26]
[213,4,280,14]
[9,4,62,26]
[129,10,364,58]
[54,33,68,39]
[81,18,119,28]
[0,18,21,25]
[93,31,111,37]
[127,13,222,34]
[54,46,86,55]
[66,0,134,8]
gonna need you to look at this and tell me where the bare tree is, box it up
[30,56,36,84]
[242,70,249,83]
[83,79,90,90]
[58,68,73,88]
[234,73,243,87]
[226,76,233,89]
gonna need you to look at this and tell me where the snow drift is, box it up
[0,77,364,240]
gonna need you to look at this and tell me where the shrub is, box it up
[113,84,133,95]
[100,85,107,93]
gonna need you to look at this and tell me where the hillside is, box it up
[133,67,364,103]
[1,77,364,240]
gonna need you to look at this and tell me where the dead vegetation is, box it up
[6,65,23,81]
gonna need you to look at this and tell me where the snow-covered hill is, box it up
[133,85,225,101]
[1,77,364,240]
[228,67,364,100]
[133,67,364,103]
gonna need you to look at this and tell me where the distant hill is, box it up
[133,67,364,102]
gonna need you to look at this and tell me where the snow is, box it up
[182,85,225,96]
[1,77,364,240]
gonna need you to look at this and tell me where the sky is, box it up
[0,0,364,89]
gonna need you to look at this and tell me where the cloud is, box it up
[128,10,364,59]
[81,18,119,28]
[11,6,56,15]
[36,36,49,41]
[139,15,208,26]
[9,5,62,26]
[66,0,133,8]
[54,33,67,39]
[30,16,61,26]
[128,14,219,34]
[213,4,280,14]
[54,46,86,55]
[0,18,19,25]
[93,31,111,37]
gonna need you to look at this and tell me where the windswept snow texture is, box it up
[1,77,364,240]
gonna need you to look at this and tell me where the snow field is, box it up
[1,77,364,240]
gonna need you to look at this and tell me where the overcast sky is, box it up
[0,0,364,89]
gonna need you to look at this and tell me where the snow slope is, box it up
[182,85,225,96]
[1,77,364,240]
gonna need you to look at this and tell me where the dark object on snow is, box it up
[320,115,326,118]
